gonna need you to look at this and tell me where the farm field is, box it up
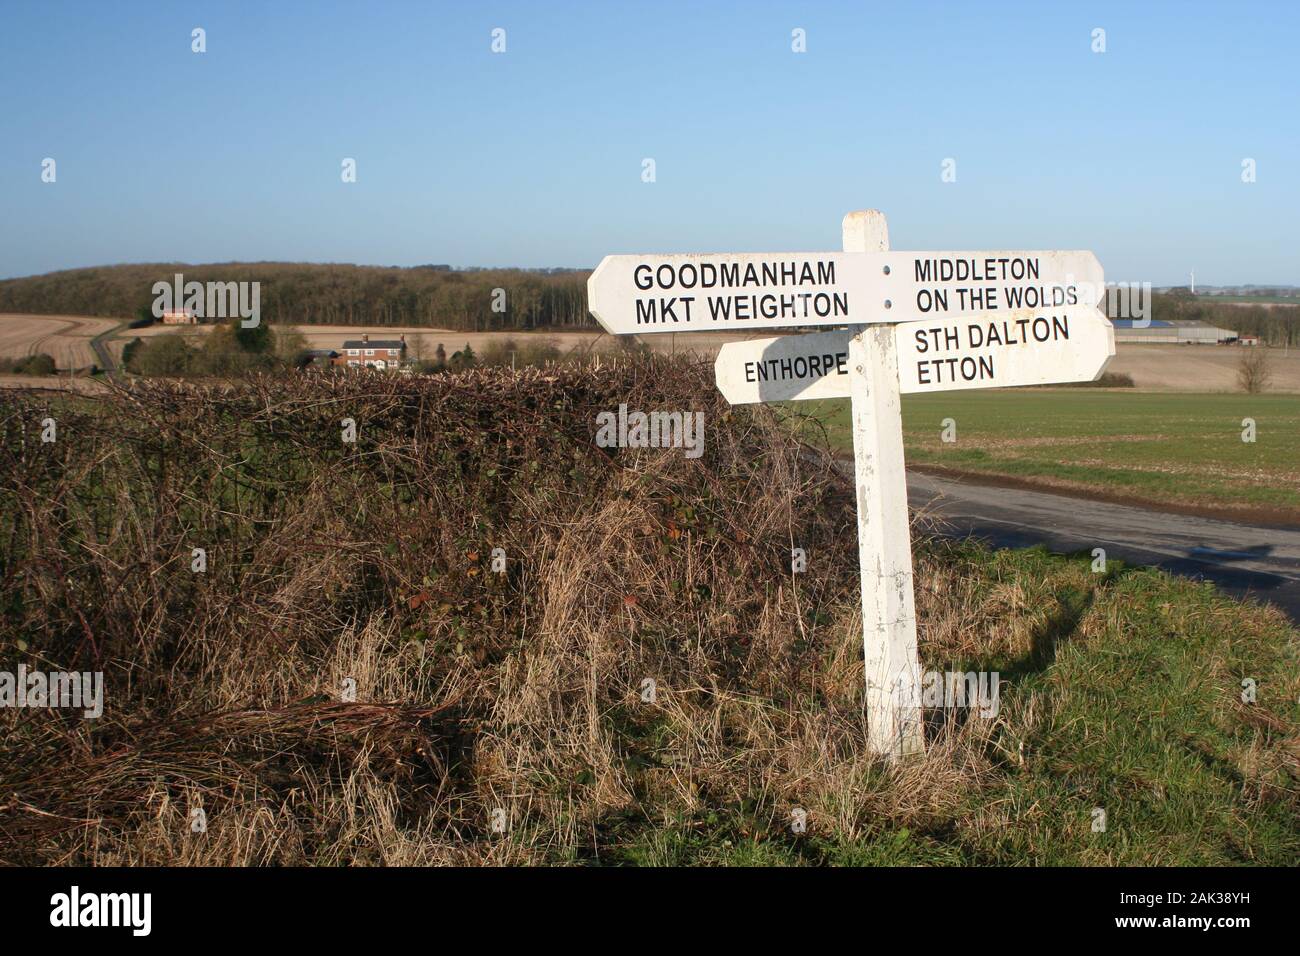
[5,311,1300,392]
[104,325,1300,390]
[0,373,106,393]
[0,313,119,370]
[1107,343,1300,391]
[796,390,1300,519]
[105,321,778,364]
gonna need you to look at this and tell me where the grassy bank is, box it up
[2,363,1296,865]
[796,390,1300,518]
[627,543,1300,865]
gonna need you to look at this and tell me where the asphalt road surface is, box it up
[90,325,118,375]
[905,471,1300,623]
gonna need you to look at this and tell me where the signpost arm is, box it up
[843,211,926,758]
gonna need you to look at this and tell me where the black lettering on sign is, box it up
[916,289,949,313]
[638,259,839,294]
[1005,284,1078,309]
[916,325,962,353]
[706,292,848,323]
[913,257,1042,283]
[915,355,996,385]
[964,314,1071,345]
[639,257,842,291]
[634,296,695,325]
[743,350,851,384]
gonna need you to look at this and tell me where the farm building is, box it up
[160,309,199,325]
[304,349,339,367]
[334,334,407,369]
[1110,318,1237,344]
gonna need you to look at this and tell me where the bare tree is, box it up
[407,333,429,364]
[1236,346,1273,394]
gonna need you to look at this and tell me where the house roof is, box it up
[341,340,405,350]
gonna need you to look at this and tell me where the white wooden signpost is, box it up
[587,210,1110,759]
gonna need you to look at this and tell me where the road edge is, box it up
[904,462,1300,531]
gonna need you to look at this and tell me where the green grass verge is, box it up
[607,543,1300,865]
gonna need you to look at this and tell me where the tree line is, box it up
[0,263,595,331]
[1152,292,1300,347]
[3,263,1297,346]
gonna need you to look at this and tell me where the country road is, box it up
[904,470,1300,622]
[89,322,120,374]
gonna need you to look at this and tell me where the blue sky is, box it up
[1,0,1295,284]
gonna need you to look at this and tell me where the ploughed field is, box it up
[1107,344,1300,391]
[0,313,118,370]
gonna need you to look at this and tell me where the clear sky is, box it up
[1,0,1295,285]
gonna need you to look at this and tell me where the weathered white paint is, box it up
[895,305,1115,393]
[713,305,1115,404]
[587,249,1103,334]
[843,211,926,758]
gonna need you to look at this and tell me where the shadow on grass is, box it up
[1000,554,1137,683]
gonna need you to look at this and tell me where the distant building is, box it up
[1238,335,1261,346]
[304,349,339,367]
[161,309,199,325]
[335,333,407,369]
[1111,319,1237,345]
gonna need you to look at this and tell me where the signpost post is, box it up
[842,211,925,756]
[587,211,1109,759]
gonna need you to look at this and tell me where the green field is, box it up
[794,390,1300,516]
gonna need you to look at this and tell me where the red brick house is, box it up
[333,334,407,369]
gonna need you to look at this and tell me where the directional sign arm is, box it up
[714,306,1115,403]
[589,250,1104,335]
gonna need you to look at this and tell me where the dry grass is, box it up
[1,359,1295,865]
